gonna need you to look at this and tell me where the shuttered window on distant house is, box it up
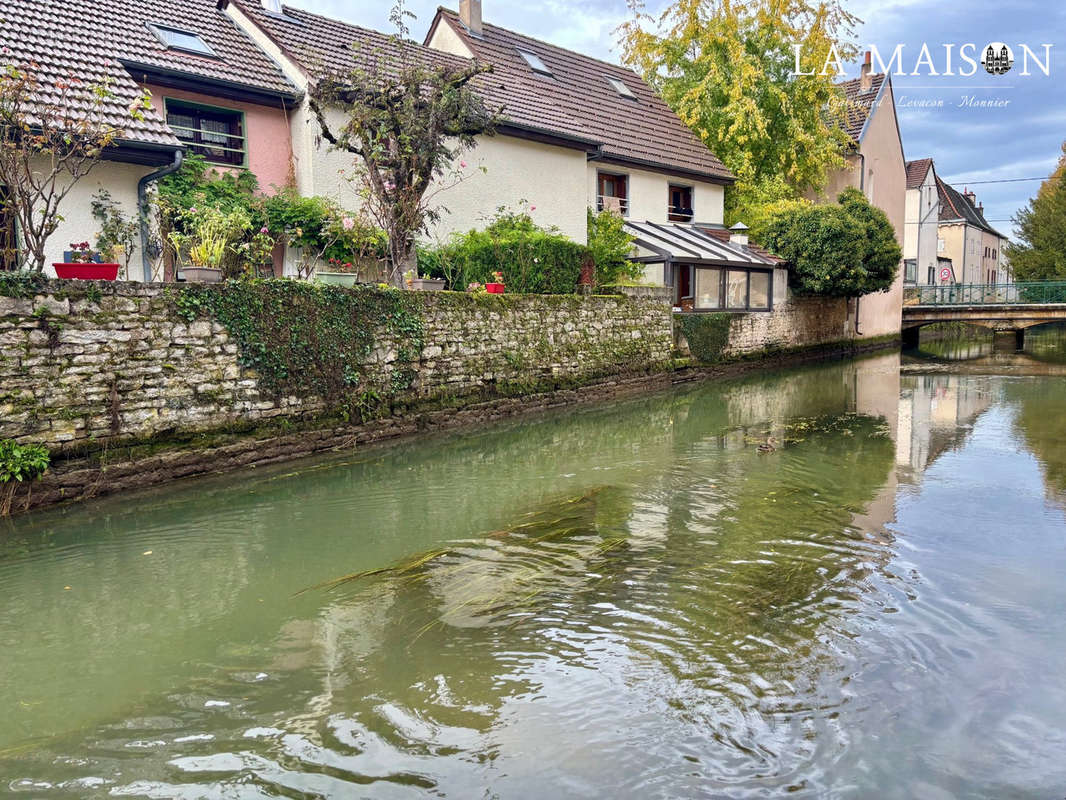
[165,100,246,167]
[0,185,17,271]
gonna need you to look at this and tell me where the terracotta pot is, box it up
[315,272,359,288]
[485,282,505,294]
[53,263,119,280]
[182,266,222,283]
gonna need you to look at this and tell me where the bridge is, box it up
[902,282,1066,349]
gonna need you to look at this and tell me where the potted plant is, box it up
[485,270,505,294]
[315,257,362,288]
[169,206,250,283]
[52,242,120,280]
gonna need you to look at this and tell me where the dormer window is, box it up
[517,49,552,76]
[148,23,218,58]
[606,76,636,99]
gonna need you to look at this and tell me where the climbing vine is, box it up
[168,279,425,419]
[677,313,734,363]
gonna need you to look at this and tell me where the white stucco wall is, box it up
[426,136,589,243]
[587,163,725,226]
[295,102,590,244]
[21,159,154,279]
[426,20,474,58]
[904,170,939,285]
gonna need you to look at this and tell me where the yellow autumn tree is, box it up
[617,0,859,224]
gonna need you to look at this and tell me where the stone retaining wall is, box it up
[721,296,852,356]
[0,279,898,516]
[0,281,674,453]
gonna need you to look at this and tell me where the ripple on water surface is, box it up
[3,355,1066,797]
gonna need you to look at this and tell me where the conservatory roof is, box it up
[623,221,783,268]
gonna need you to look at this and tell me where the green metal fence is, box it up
[904,282,1066,306]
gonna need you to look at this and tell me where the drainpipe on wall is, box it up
[138,149,184,282]
[854,152,866,334]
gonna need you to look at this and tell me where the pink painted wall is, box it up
[144,84,294,194]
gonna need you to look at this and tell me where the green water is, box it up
[3,349,1066,798]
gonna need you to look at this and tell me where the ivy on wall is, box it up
[676,313,734,363]
[168,280,424,419]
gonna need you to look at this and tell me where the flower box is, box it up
[411,278,446,292]
[181,267,222,283]
[53,262,119,280]
[315,272,359,288]
[485,282,505,294]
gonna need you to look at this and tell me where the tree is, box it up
[1006,142,1066,281]
[586,208,641,285]
[760,188,900,297]
[0,63,147,272]
[308,3,498,287]
[617,0,858,222]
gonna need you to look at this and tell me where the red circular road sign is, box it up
[940,267,952,282]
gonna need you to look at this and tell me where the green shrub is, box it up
[759,188,901,297]
[444,211,590,294]
[0,439,50,484]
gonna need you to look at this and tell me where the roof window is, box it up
[606,76,636,99]
[148,24,218,58]
[517,49,552,76]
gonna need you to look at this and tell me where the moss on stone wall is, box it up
[168,280,424,420]
[676,313,735,363]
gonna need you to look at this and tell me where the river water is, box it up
[3,329,1066,798]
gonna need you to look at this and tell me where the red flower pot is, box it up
[53,263,120,280]
[485,282,505,294]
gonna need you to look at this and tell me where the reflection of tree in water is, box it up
[1008,378,1066,499]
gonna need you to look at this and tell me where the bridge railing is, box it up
[904,282,1066,306]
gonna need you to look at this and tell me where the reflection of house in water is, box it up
[895,374,995,475]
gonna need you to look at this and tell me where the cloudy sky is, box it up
[296,0,1063,238]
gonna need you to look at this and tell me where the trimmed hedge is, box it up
[451,230,589,294]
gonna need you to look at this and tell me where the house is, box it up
[221,0,739,280]
[935,178,1010,285]
[0,0,301,278]
[4,0,795,307]
[820,53,907,337]
[904,158,943,286]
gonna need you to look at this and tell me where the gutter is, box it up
[138,149,184,282]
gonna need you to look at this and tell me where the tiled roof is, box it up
[0,0,177,147]
[237,2,732,182]
[233,0,468,80]
[906,158,934,190]
[936,176,1006,239]
[431,9,733,182]
[0,0,299,148]
[838,73,886,142]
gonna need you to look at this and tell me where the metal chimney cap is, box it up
[730,222,749,231]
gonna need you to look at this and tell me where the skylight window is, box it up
[148,24,218,58]
[606,76,637,99]
[517,49,552,76]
